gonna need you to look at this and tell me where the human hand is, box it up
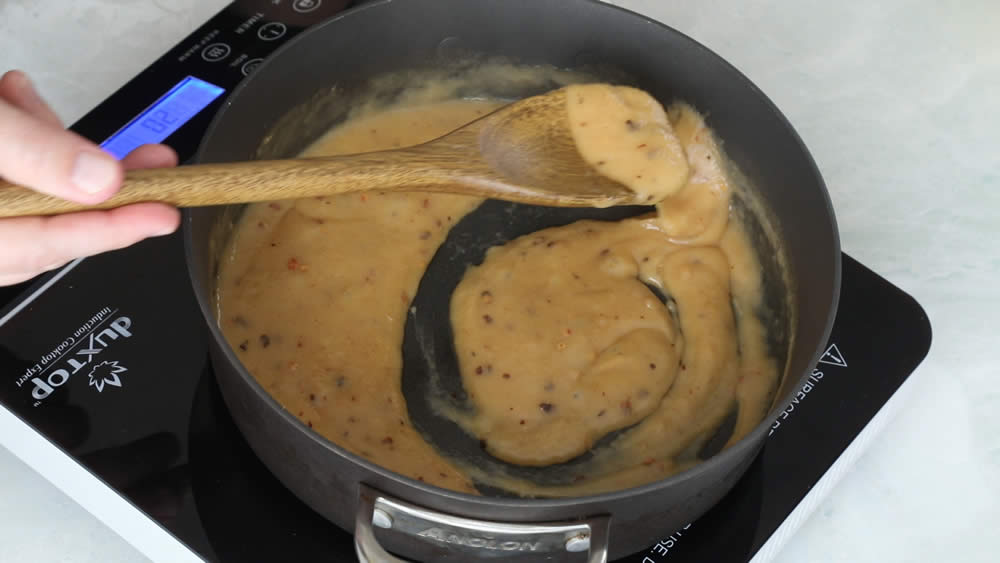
[0,70,181,286]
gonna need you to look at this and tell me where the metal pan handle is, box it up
[354,484,610,562]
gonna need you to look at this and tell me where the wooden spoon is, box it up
[0,88,639,218]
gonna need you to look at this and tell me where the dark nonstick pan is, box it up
[184,0,841,561]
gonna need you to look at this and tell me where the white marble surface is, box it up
[0,0,997,561]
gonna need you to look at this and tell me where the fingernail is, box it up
[71,152,118,194]
[153,224,178,237]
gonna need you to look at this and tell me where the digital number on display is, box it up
[100,76,225,160]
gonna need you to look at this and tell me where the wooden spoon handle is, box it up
[0,150,463,218]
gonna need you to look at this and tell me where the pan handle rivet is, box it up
[565,533,590,552]
[372,508,393,529]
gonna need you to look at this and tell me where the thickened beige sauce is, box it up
[219,100,498,493]
[447,98,778,496]
[566,84,690,203]
[218,86,780,497]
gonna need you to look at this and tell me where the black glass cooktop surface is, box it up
[0,1,931,561]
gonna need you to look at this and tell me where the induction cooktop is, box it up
[0,1,931,561]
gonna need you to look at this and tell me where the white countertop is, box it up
[0,1,997,561]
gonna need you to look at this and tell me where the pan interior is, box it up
[206,59,794,497]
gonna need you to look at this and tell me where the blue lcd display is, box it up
[100,76,225,160]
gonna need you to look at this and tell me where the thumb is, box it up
[0,98,123,205]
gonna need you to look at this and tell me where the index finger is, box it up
[0,99,122,205]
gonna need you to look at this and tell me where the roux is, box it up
[217,84,780,497]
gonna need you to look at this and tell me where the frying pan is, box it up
[184,0,841,560]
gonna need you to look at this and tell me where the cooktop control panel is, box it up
[71,0,352,164]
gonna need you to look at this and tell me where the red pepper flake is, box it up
[599,248,610,256]
[565,328,573,335]
[360,194,368,202]
[637,143,647,149]
[419,230,431,240]
[502,373,511,379]
[483,314,493,324]
[519,419,525,425]
[649,363,656,370]
[680,361,687,371]
[480,290,494,304]
[297,339,304,348]
[546,240,557,247]
[347,416,357,423]
[475,366,484,375]
[285,258,309,272]
[268,202,281,210]
[621,399,632,414]
[417,476,424,482]
[257,221,265,228]
[579,121,587,127]
[539,402,554,413]
[238,340,248,352]
[597,409,606,417]
[439,472,447,478]
[259,334,270,348]
[400,291,410,304]
[642,458,656,466]
[381,436,394,445]
[422,198,430,208]
[625,119,638,130]
[307,420,313,428]
[309,393,316,401]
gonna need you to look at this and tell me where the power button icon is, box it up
[293,0,322,13]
